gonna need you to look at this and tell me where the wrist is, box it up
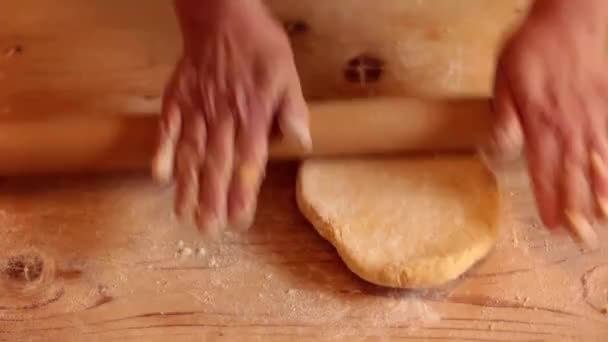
[530,0,608,36]
[174,0,265,28]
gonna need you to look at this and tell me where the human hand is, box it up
[490,0,608,247]
[152,0,311,238]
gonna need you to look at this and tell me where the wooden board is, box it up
[1,1,607,341]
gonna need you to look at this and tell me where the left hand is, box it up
[490,0,608,247]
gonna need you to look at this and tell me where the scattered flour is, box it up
[196,247,207,258]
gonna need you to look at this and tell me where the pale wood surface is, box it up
[1,1,607,341]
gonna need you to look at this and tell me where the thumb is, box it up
[483,80,524,164]
[276,80,312,153]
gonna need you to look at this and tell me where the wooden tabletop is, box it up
[1,1,607,341]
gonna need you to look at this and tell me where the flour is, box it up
[181,247,442,340]
[196,247,207,258]
[208,257,218,268]
[260,285,441,340]
[174,240,205,260]
[180,247,193,258]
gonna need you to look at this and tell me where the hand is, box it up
[490,0,608,247]
[152,0,311,238]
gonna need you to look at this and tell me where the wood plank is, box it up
[1,1,607,341]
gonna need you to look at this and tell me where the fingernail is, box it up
[230,205,256,232]
[591,151,608,178]
[152,109,181,183]
[565,210,599,251]
[283,119,312,151]
[152,138,176,183]
[598,197,608,220]
[196,209,224,241]
[240,163,261,189]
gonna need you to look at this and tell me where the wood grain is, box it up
[0,1,607,341]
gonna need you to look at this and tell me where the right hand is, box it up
[152,0,311,238]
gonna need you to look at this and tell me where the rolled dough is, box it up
[296,155,500,288]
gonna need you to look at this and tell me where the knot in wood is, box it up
[3,253,44,283]
[4,45,24,58]
[344,54,385,84]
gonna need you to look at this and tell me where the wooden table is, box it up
[1,1,607,341]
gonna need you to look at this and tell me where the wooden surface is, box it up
[1,1,607,341]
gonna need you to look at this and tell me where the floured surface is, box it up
[2,1,608,341]
[297,156,500,288]
[1,164,608,342]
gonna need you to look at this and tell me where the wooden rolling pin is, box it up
[0,97,492,176]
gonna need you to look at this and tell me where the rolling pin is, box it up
[0,96,493,176]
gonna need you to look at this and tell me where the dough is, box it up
[296,155,500,288]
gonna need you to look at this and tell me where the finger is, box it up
[227,95,272,231]
[153,73,182,184]
[561,137,598,249]
[526,126,562,230]
[487,76,524,161]
[589,91,608,220]
[174,138,199,222]
[173,110,206,221]
[561,122,593,215]
[196,110,235,239]
[276,77,312,151]
[562,154,592,221]
[591,151,608,220]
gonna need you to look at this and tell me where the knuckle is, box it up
[204,150,230,175]
[564,150,586,167]
[253,65,279,97]
[518,100,546,124]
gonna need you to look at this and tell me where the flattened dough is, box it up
[296,155,500,288]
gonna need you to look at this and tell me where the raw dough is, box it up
[296,155,500,288]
